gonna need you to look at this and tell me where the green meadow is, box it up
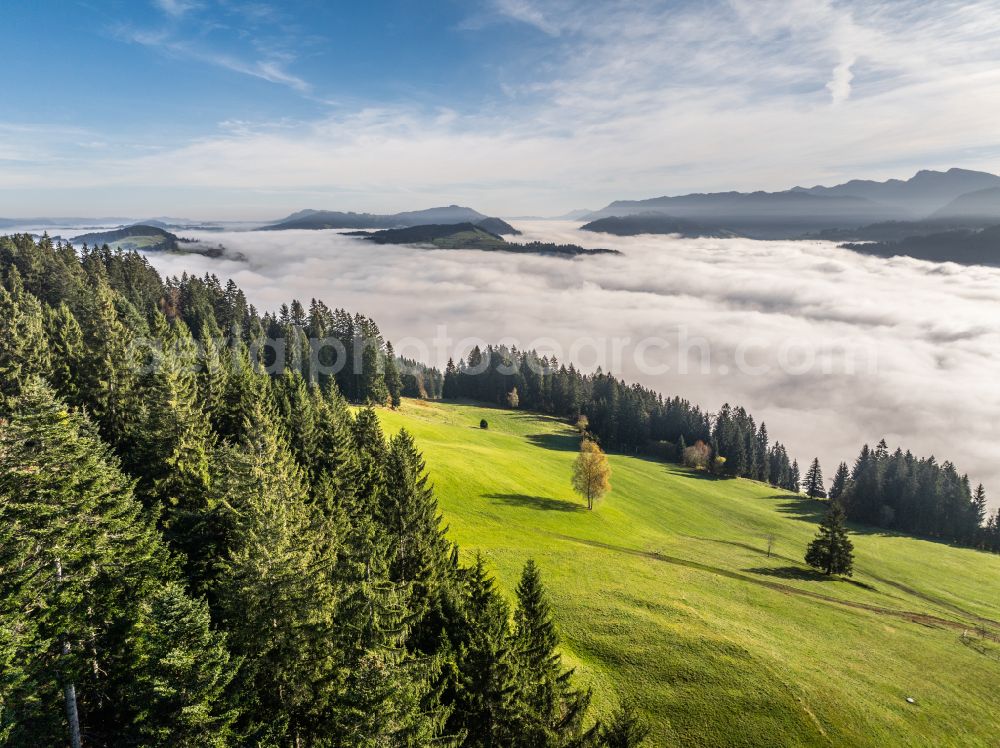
[377,399,1000,747]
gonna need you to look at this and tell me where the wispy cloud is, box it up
[116,1,311,94]
[8,1,1000,213]
[154,0,199,18]
[492,0,566,35]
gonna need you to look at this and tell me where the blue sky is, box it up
[4,0,1000,218]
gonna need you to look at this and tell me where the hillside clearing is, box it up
[377,399,1000,747]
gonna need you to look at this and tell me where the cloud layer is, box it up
[142,224,1000,506]
[6,0,1000,216]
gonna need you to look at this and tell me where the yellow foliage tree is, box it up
[572,439,611,510]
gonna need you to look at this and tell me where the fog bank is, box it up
[142,222,1000,504]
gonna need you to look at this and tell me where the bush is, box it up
[682,440,711,470]
[480,418,489,429]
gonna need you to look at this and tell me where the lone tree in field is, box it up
[805,502,854,576]
[804,458,825,498]
[572,439,611,510]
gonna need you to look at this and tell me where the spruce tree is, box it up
[381,429,451,633]
[0,380,229,744]
[385,341,403,408]
[0,275,51,410]
[42,302,85,408]
[211,401,343,744]
[805,503,855,576]
[77,280,143,449]
[598,701,650,747]
[804,458,825,498]
[448,555,521,746]
[828,461,850,500]
[126,582,238,745]
[443,358,459,399]
[512,560,594,746]
[196,323,231,431]
[969,484,988,545]
[788,459,802,493]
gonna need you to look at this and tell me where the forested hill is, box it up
[0,233,637,746]
[841,224,1000,266]
[357,222,619,256]
[70,223,180,251]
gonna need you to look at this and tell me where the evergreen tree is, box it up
[77,280,143,449]
[448,555,521,746]
[970,484,988,545]
[828,461,850,501]
[381,429,451,633]
[43,302,85,408]
[127,582,238,745]
[805,503,855,576]
[385,341,403,408]
[804,458,825,498]
[0,380,228,744]
[131,317,215,550]
[788,459,801,493]
[0,274,50,409]
[212,402,343,744]
[675,434,687,463]
[512,560,594,746]
[598,701,650,747]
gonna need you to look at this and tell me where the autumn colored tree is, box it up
[572,439,611,510]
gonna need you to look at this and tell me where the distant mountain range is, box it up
[262,205,521,234]
[583,169,1000,240]
[792,168,1000,215]
[931,186,1000,220]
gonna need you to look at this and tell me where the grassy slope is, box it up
[377,399,1000,747]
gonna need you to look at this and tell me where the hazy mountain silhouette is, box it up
[841,224,1000,267]
[584,168,1000,239]
[581,213,735,238]
[931,186,1000,220]
[794,168,1000,215]
[263,205,489,230]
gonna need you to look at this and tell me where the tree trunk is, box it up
[64,676,82,748]
[56,559,83,748]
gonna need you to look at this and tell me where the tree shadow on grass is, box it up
[767,494,966,546]
[770,494,828,524]
[526,432,580,453]
[746,565,878,591]
[486,493,585,513]
[746,565,836,582]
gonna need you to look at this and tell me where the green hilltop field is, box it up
[376,399,1000,747]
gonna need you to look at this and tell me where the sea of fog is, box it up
[117,222,1000,504]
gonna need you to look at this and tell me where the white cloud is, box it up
[137,225,1000,508]
[7,1,1000,215]
[154,0,198,18]
[112,24,311,94]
